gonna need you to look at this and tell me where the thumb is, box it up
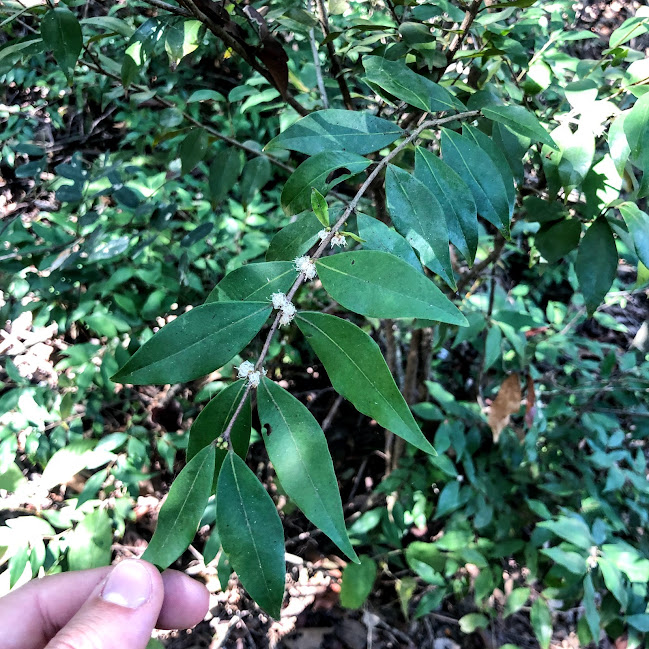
[46,560,164,649]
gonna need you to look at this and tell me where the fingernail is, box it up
[101,560,152,609]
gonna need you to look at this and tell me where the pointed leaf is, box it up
[112,302,272,384]
[281,151,371,216]
[535,219,581,264]
[316,251,467,325]
[441,128,510,237]
[41,8,82,80]
[266,211,322,261]
[296,312,436,455]
[363,57,465,113]
[531,598,552,649]
[205,262,295,303]
[414,147,478,264]
[340,555,377,609]
[619,202,649,267]
[311,188,330,227]
[209,148,242,205]
[258,378,357,562]
[482,105,555,147]
[142,445,215,569]
[67,509,113,572]
[357,213,423,273]
[385,165,455,289]
[583,574,600,641]
[187,380,251,487]
[575,217,618,316]
[217,452,285,618]
[266,109,403,155]
[598,557,628,610]
[504,587,530,618]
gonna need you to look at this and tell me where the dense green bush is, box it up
[1,0,649,646]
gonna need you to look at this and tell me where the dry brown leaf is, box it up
[487,373,522,442]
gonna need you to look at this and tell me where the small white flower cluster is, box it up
[318,229,347,248]
[236,360,266,388]
[271,292,297,326]
[294,256,317,280]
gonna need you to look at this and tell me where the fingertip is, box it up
[158,570,210,630]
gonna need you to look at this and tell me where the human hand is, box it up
[0,559,209,649]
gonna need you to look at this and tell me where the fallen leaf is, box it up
[487,374,522,442]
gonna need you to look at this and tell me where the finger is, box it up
[159,569,210,630]
[0,562,210,649]
[45,559,163,649]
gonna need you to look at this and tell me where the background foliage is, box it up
[1,0,649,647]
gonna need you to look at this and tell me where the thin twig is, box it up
[309,14,329,109]
[456,233,506,294]
[446,0,483,64]
[139,0,192,17]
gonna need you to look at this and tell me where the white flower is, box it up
[247,368,265,388]
[318,228,329,241]
[271,292,289,309]
[279,302,296,326]
[330,233,347,248]
[236,360,255,379]
[294,256,317,280]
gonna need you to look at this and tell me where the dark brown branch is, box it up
[456,233,506,294]
[139,0,192,17]
[446,0,483,64]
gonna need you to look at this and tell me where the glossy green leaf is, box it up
[257,378,357,561]
[316,251,467,325]
[217,451,285,619]
[541,547,587,574]
[609,112,631,177]
[441,129,510,237]
[266,109,403,155]
[296,312,436,455]
[538,516,594,549]
[482,105,555,147]
[504,587,530,618]
[340,555,377,609]
[180,128,208,175]
[205,262,295,303]
[164,19,201,67]
[575,217,618,316]
[81,16,135,38]
[627,614,649,632]
[557,125,595,191]
[240,157,271,206]
[41,8,83,80]
[414,147,478,264]
[459,613,489,633]
[357,213,423,273]
[619,202,649,267]
[112,302,272,384]
[385,164,455,289]
[582,574,600,641]
[281,151,370,216]
[187,380,251,486]
[434,480,461,518]
[67,509,113,572]
[598,557,628,610]
[209,148,242,205]
[9,545,29,589]
[531,598,552,649]
[266,211,322,261]
[311,188,329,227]
[363,57,465,113]
[142,445,215,569]
[610,15,649,49]
[535,219,581,264]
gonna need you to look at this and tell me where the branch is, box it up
[446,0,483,64]
[456,233,506,294]
[138,0,192,17]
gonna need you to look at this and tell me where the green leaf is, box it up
[414,147,478,264]
[315,251,467,325]
[67,509,113,572]
[164,19,201,67]
[530,598,552,649]
[41,439,97,489]
[41,8,83,80]
[357,213,423,273]
[610,15,649,49]
[598,557,628,610]
[187,380,251,487]
[296,312,436,455]
[9,545,29,589]
[575,217,618,316]
[340,555,377,609]
[180,128,209,175]
[557,126,595,191]
[538,517,594,549]
[281,151,370,216]
[205,262,295,303]
[311,188,329,227]
[363,57,465,113]
[217,452,285,618]
[187,89,226,103]
[385,165,455,289]
[504,587,530,618]
[482,105,555,147]
[266,211,322,261]
[540,547,587,575]
[142,445,215,569]
[441,128,510,237]
[209,148,242,205]
[257,378,357,562]
[619,202,649,267]
[0,463,26,492]
[434,480,461,518]
[535,219,582,264]
[266,109,403,155]
[112,302,272,384]
[81,16,135,38]
[627,614,649,632]
[582,574,600,641]
[240,157,271,206]
[459,613,489,633]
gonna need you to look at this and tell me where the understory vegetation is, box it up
[1,0,649,647]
